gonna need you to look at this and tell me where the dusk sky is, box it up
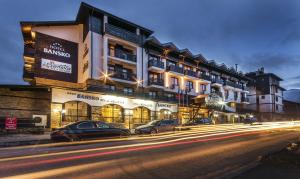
[0,0,299,89]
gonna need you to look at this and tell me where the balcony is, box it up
[200,73,212,81]
[148,59,165,72]
[241,96,250,103]
[109,48,137,64]
[108,69,136,83]
[167,65,184,75]
[185,70,198,79]
[211,78,224,85]
[148,78,164,89]
[235,84,244,90]
[223,81,237,88]
[105,23,142,44]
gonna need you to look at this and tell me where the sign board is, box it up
[35,32,78,83]
[52,88,178,112]
[5,117,17,130]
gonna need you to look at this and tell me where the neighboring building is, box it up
[18,2,251,129]
[283,89,300,120]
[245,68,285,121]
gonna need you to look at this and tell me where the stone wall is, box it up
[0,86,51,128]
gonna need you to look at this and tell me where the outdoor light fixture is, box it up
[234,115,239,118]
[249,115,254,118]
[218,101,226,105]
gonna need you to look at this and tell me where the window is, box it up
[77,122,94,129]
[225,90,229,99]
[275,88,278,93]
[234,92,238,100]
[149,91,157,99]
[123,87,133,95]
[276,96,278,102]
[201,84,206,92]
[149,54,159,61]
[261,95,265,99]
[211,74,216,81]
[96,122,110,129]
[170,77,179,88]
[276,105,279,111]
[186,81,193,91]
[166,60,176,67]
[149,73,161,81]
[106,85,116,91]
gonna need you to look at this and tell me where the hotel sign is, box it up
[52,88,178,112]
[35,33,78,83]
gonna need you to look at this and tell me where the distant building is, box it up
[245,68,285,121]
[283,89,300,120]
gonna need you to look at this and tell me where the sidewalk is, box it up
[0,132,51,147]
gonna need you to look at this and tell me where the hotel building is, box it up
[244,68,285,121]
[20,2,251,129]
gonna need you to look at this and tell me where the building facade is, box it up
[20,2,251,129]
[244,68,285,121]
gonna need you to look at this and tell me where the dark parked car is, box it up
[51,120,130,141]
[243,117,257,125]
[134,120,178,134]
[184,118,213,126]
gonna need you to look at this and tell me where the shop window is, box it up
[98,104,124,123]
[63,101,91,125]
[133,107,150,124]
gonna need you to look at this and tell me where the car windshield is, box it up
[147,120,160,125]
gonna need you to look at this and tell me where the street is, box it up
[0,122,300,179]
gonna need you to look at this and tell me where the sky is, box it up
[0,0,300,89]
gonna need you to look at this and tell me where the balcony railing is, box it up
[211,78,224,84]
[167,65,184,74]
[241,96,249,102]
[109,49,137,62]
[148,78,164,86]
[223,81,237,88]
[200,73,212,81]
[235,84,244,89]
[148,59,164,69]
[108,69,136,81]
[185,70,198,78]
[105,23,142,44]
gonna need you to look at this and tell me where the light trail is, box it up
[0,122,299,163]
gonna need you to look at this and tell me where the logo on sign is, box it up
[41,58,72,74]
[43,42,71,58]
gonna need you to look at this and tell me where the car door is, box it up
[157,120,168,132]
[76,121,97,139]
[95,122,112,138]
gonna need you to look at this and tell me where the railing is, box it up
[110,49,137,62]
[185,70,198,78]
[211,91,223,98]
[108,69,136,81]
[167,65,184,74]
[241,96,250,102]
[105,23,141,44]
[87,85,178,103]
[223,81,237,88]
[200,73,212,81]
[148,59,164,69]
[211,78,224,84]
[235,84,244,89]
[148,78,164,86]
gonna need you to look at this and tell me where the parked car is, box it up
[184,118,213,126]
[134,119,178,134]
[51,120,130,141]
[243,117,257,125]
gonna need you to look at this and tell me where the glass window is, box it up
[225,90,229,99]
[149,91,157,98]
[96,122,110,129]
[63,101,91,125]
[201,84,206,91]
[123,87,133,95]
[77,121,94,129]
[98,104,124,123]
[170,77,179,87]
[261,95,265,99]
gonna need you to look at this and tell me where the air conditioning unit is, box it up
[33,115,47,127]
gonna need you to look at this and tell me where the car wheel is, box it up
[150,129,157,135]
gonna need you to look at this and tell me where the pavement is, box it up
[0,132,51,147]
[0,121,300,178]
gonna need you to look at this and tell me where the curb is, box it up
[0,139,51,148]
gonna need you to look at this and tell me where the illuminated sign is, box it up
[41,58,72,73]
[35,32,78,83]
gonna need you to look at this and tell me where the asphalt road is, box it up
[0,121,300,179]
